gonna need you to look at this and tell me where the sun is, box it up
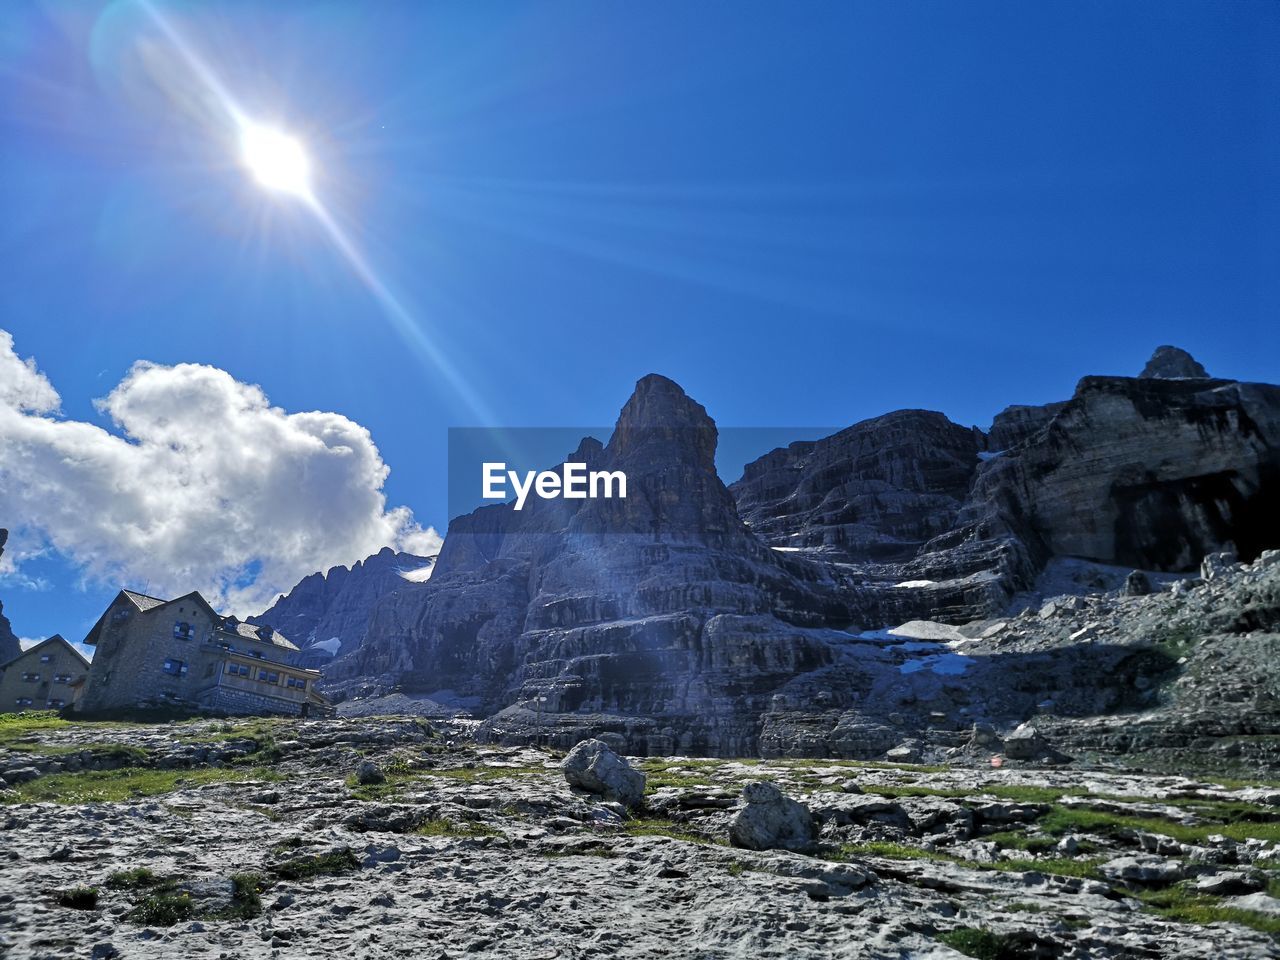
[239,122,312,197]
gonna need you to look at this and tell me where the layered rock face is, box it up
[967,374,1280,572]
[251,547,435,665]
[730,410,983,563]
[736,349,1280,623]
[334,349,1280,759]
[0,530,21,664]
[344,375,859,754]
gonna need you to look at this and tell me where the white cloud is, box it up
[0,330,60,414]
[0,329,440,614]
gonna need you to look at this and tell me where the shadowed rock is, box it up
[1140,345,1210,380]
[729,781,815,851]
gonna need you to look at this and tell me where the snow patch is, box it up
[894,579,936,588]
[899,652,973,676]
[310,637,342,655]
[399,559,436,583]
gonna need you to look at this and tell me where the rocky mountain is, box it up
[250,547,435,666]
[1140,344,1211,379]
[733,348,1280,623]
[0,530,21,664]
[331,349,1280,762]
[340,374,858,754]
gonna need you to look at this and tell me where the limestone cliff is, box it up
[343,375,860,754]
[250,547,435,665]
[331,349,1280,756]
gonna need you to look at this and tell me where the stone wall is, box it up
[78,596,222,712]
[203,684,307,716]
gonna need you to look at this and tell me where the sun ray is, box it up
[134,0,491,425]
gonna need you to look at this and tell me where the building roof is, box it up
[83,588,296,652]
[219,619,300,652]
[121,590,168,613]
[0,634,90,673]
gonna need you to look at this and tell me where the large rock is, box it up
[562,739,646,809]
[1101,855,1186,885]
[729,781,815,851]
[1002,724,1046,760]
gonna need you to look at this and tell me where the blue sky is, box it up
[1,0,1278,647]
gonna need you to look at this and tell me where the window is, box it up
[53,674,73,684]
[15,697,32,707]
[238,664,250,677]
[111,609,130,623]
[47,699,65,709]
[286,677,308,691]
[173,621,194,640]
[162,659,188,677]
[225,662,238,675]
[21,672,39,682]
[40,654,53,663]
[258,669,279,684]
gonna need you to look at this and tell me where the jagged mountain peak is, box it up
[1140,345,1211,380]
[611,373,717,470]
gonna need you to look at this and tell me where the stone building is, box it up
[0,635,89,712]
[78,589,330,717]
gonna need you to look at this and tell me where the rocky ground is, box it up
[4,716,1280,958]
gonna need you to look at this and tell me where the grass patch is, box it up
[127,891,193,926]
[0,711,72,742]
[1003,902,1044,914]
[981,857,1105,881]
[838,842,1105,881]
[1135,886,1280,937]
[54,886,98,909]
[983,831,1058,854]
[937,927,1027,960]
[271,836,306,856]
[624,817,723,845]
[1037,803,1280,845]
[270,849,360,882]
[0,711,146,747]
[345,771,421,801]
[415,817,500,839]
[426,764,549,784]
[3,765,281,804]
[775,757,950,774]
[637,758,726,791]
[217,872,265,920]
[106,867,161,890]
